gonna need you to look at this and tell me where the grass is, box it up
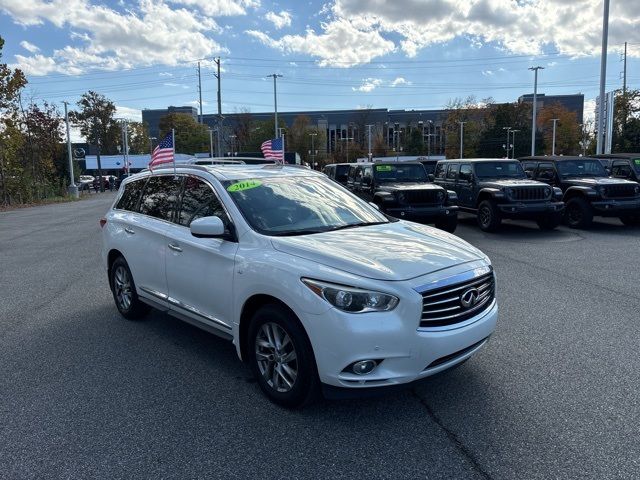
[0,194,87,212]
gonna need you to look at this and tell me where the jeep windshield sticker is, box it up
[634,159,640,165]
[376,165,392,171]
[227,180,262,192]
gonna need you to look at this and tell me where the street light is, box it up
[208,129,214,158]
[459,121,467,159]
[503,127,512,158]
[426,120,434,159]
[267,73,283,139]
[229,134,237,157]
[511,130,520,158]
[340,137,354,162]
[309,132,318,168]
[529,66,544,155]
[550,119,559,156]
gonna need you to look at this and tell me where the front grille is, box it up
[402,189,442,205]
[424,337,489,370]
[420,272,495,328]
[605,184,637,198]
[510,187,549,201]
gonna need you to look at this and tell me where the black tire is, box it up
[247,304,320,408]
[536,213,563,231]
[435,215,458,233]
[620,215,640,226]
[477,200,502,232]
[109,256,150,320]
[565,197,593,229]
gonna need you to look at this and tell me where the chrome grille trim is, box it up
[510,187,550,201]
[604,184,636,198]
[402,189,442,205]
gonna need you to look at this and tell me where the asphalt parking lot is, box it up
[1,194,639,479]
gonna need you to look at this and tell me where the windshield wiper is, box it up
[327,221,388,232]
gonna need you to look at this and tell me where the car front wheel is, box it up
[565,197,593,229]
[477,200,502,232]
[248,304,319,408]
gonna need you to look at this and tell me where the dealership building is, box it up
[142,93,584,156]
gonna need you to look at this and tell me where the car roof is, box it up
[592,153,640,159]
[518,156,591,162]
[148,164,323,181]
[438,158,519,163]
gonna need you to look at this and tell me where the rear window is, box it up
[116,178,146,212]
[335,165,350,181]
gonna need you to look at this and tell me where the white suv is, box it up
[101,165,498,407]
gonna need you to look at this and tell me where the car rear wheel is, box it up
[435,215,458,233]
[477,200,502,232]
[110,256,150,320]
[536,213,563,230]
[247,304,319,408]
[565,197,593,229]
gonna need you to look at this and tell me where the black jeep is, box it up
[346,162,459,232]
[520,156,640,227]
[434,159,564,231]
[322,163,351,186]
[593,153,640,183]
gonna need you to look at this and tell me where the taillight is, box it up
[99,217,107,228]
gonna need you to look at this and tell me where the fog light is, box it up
[352,360,377,375]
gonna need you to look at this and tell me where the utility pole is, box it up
[551,118,559,155]
[267,74,283,138]
[366,124,374,160]
[529,66,544,156]
[197,61,203,124]
[208,129,214,158]
[597,0,610,155]
[123,119,130,175]
[427,120,433,159]
[503,126,512,158]
[214,57,222,156]
[459,121,466,159]
[62,101,78,198]
[622,42,628,126]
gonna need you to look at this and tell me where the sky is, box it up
[0,0,639,127]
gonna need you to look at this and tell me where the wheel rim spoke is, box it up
[255,321,298,393]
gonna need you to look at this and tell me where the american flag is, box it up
[149,132,174,170]
[261,138,284,163]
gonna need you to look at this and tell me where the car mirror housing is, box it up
[428,174,435,182]
[190,216,226,238]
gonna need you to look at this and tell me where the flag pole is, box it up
[282,133,285,165]
[172,128,176,176]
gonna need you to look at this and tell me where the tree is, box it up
[612,89,640,153]
[127,121,151,154]
[442,96,490,158]
[477,102,533,158]
[537,102,581,155]
[159,113,209,154]
[404,129,423,155]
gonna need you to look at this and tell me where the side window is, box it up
[522,162,536,177]
[116,178,146,212]
[435,163,447,180]
[536,163,555,181]
[363,166,373,184]
[611,161,631,178]
[354,166,363,183]
[139,175,183,221]
[446,163,459,180]
[458,164,472,182]
[348,166,357,181]
[177,177,228,227]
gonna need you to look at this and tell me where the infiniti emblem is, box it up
[460,288,479,308]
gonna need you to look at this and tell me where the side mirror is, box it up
[525,171,533,179]
[428,174,435,182]
[368,201,380,210]
[190,216,226,238]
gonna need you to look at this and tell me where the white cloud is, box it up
[0,0,251,75]
[246,18,395,67]
[19,40,40,53]
[390,77,410,86]
[583,98,596,126]
[187,99,209,106]
[352,78,383,92]
[265,10,292,29]
[481,70,494,76]
[159,72,174,77]
[116,106,142,122]
[167,0,259,17]
[163,82,190,89]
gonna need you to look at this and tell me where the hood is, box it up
[270,221,485,281]
[482,179,547,188]
[563,177,637,187]
[378,182,442,191]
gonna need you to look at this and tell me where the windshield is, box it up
[374,164,427,182]
[556,160,607,177]
[475,162,526,179]
[335,165,350,182]
[633,158,640,174]
[222,176,389,236]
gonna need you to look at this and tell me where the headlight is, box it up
[596,185,607,197]
[436,190,445,202]
[544,187,552,198]
[505,187,513,198]
[301,278,399,313]
[635,185,640,195]
[396,192,406,202]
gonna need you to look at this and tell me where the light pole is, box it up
[340,137,354,162]
[229,134,237,156]
[551,118,559,155]
[427,120,433,159]
[459,121,466,159]
[579,123,587,156]
[366,124,374,160]
[418,120,425,155]
[503,126,512,158]
[529,66,544,155]
[208,129,214,158]
[309,132,317,168]
[149,136,157,155]
[267,74,283,138]
[511,130,520,158]
[62,101,78,198]
[597,0,610,154]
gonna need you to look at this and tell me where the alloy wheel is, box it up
[479,206,491,228]
[113,265,132,311]
[255,322,298,393]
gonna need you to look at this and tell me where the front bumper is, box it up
[386,204,458,221]
[497,200,564,217]
[302,293,498,390]
[591,197,640,216]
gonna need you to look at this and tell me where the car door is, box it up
[457,164,474,206]
[611,160,632,180]
[125,174,183,304]
[163,175,239,334]
[444,163,459,192]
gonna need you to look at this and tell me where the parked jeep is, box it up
[346,162,459,232]
[434,159,564,231]
[322,163,351,186]
[520,156,640,227]
[593,153,640,183]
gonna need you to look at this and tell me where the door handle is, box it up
[124,227,135,234]
[168,243,183,252]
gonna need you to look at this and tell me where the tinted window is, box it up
[475,162,525,179]
[335,165,350,182]
[446,164,459,180]
[116,178,146,212]
[459,164,472,182]
[435,163,447,180]
[363,166,373,180]
[178,177,228,227]
[536,163,555,181]
[611,161,632,178]
[374,163,427,182]
[556,160,606,177]
[139,175,183,221]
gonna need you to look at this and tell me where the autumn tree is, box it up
[159,113,209,154]
[126,121,151,154]
[477,102,534,158]
[537,102,581,155]
[443,96,491,158]
[612,88,640,153]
